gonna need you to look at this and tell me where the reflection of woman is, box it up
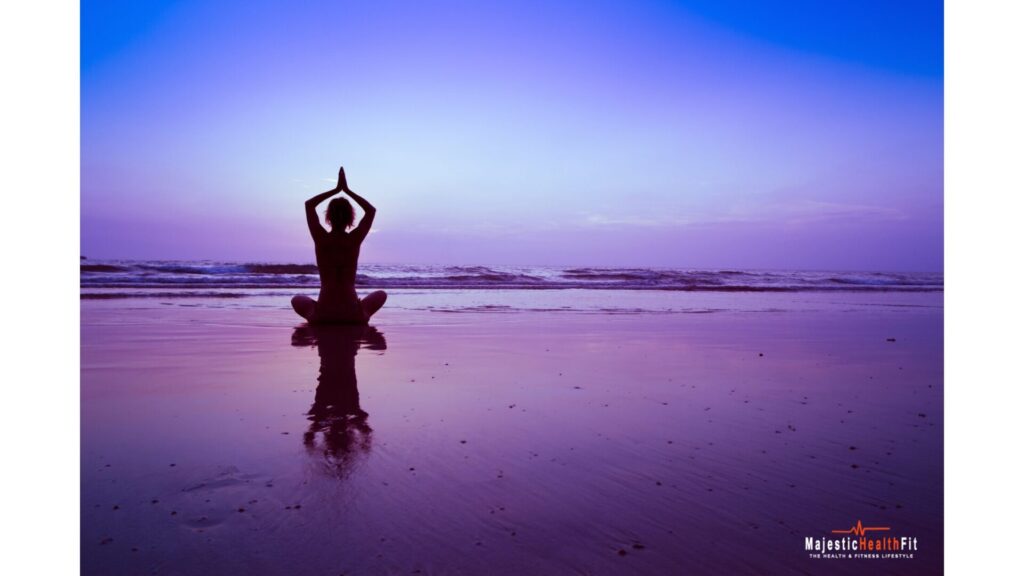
[291,166,387,324]
[291,324,386,474]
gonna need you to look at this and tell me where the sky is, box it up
[81,0,943,271]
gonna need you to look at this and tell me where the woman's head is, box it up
[326,198,354,230]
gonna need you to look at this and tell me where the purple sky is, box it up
[82,0,942,271]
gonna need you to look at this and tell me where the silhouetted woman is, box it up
[291,167,387,324]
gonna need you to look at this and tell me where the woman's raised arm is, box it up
[340,173,376,243]
[304,172,343,240]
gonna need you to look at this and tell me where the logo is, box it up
[804,520,918,560]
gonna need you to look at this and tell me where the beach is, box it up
[82,288,943,575]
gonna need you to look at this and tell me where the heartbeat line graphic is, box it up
[832,520,891,536]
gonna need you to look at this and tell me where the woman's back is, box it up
[315,231,360,294]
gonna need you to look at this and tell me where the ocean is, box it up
[81,260,943,297]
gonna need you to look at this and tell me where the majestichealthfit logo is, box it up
[804,520,919,560]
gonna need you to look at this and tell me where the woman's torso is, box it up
[313,233,364,322]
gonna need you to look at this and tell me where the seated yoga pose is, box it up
[291,166,386,324]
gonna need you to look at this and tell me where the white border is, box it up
[0,0,80,573]
[946,0,1024,573]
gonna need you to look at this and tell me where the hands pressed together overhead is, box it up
[336,166,351,193]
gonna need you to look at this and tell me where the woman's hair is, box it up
[325,198,354,230]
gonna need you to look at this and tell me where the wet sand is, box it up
[82,293,942,575]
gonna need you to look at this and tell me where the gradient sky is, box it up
[81,0,943,270]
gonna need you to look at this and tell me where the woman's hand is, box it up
[336,166,350,192]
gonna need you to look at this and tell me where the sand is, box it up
[81,291,943,575]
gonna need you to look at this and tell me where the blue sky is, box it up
[81,0,943,270]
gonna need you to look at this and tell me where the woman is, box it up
[291,166,387,324]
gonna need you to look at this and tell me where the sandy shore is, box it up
[82,293,942,575]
